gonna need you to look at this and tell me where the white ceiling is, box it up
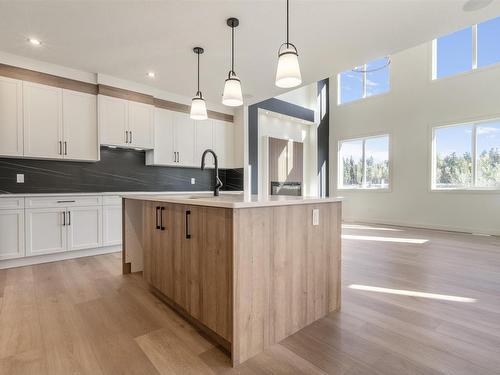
[0,0,499,105]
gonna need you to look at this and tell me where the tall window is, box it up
[338,135,390,189]
[338,57,390,104]
[433,16,500,79]
[432,119,500,189]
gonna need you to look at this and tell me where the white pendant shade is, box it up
[275,46,302,88]
[190,97,208,120]
[222,76,243,107]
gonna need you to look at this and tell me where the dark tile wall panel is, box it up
[0,147,243,194]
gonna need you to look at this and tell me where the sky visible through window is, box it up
[436,16,500,79]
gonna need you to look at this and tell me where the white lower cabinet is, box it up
[0,209,25,260]
[102,205,122,246]
[67,206,102,251]
[25,207,67,256]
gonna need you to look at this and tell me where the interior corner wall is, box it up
[329,42,500,235]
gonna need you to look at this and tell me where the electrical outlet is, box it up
[16,174,24,183]
[312,209,319,226]
[191,178,196,185]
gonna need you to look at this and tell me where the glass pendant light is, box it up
[190,47,208,120]
[275,0,302,88]
[222,17,243,107]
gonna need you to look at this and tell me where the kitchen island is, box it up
[122,193,342,366]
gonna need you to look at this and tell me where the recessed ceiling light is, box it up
[147,71,155,78]
[27,38,42,46]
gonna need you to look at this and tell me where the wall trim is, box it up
[0,63,98,94]
[0,245,121,270]
[342,217,500,236]
[98,84,154,105]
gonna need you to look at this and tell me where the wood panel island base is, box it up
[122,194,342,366]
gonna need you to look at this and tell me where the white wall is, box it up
[329,42,500,235]
[275,83,317,110]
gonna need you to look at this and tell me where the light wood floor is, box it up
[1,224,500,374]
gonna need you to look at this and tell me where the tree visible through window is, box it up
[433,120,500,189]
[339,135,389,189]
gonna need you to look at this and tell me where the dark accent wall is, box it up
[317,78,330,196]
[248,97,315,194]
[0,147,243,194]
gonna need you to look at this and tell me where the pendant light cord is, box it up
[197,51,200,95]
[286,0,289,47]
[231,24,235,74]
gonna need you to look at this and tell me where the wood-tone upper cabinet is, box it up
[23,81,63,159]
[213,120,235,169]
[195,120,215,167]
[99,95,154,149]
[0,76,23,157]
[128,101,154,149]
[99,95,128,146]
[62,89,98,161]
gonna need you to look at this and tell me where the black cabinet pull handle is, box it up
[64,141,67,155]
[185,210,191,239]
[130,131,133,144]
[68,211,71,226]
[57,200,75,203]
[160,207,166,230]
[62,211,66,226]
[59,141,62,155]
[155,206,161,229]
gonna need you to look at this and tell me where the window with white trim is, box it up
[338,135,390,189]
[432,119,500,189]
[433,16,500,79]
[338,57,390,105]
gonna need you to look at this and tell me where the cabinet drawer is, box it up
[103,195,122,206]
[26,195,102,208]
[0,197,24,210]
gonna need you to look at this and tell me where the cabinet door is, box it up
[102,205,122,246]
[146,108,175,165]
[213,120,234,169]
[63,89,98,161]
[173,112,196,166]
[23,82,63,159]
[0,76,23,157]
[195,120,215,167]
[128,101,154,149]
[172,204,190,309]
[67,206,102,251]
[99,95,127,146]
[0,210,25,260]
[25,208,67,256]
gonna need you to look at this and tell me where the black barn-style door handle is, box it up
[185,210,191,239]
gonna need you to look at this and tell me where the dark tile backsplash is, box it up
[0,147,243,194]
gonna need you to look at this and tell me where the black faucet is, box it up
[201,149,223,196]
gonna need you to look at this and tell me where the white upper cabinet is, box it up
[62,89,98,161]
[213,120,235,169]
[0,76,23,157]
[195,120,215,167]
[128,101,154,149]
[98,95,154,149]
[173,112,196,166]
[99,95,128,146]
[23,81,63,159]
[146,108,175,165]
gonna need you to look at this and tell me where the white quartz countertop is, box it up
[0,191,242,198]
[123,193,343,209]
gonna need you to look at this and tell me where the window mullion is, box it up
[362,64,367,98]
[472,124,477,187]
[472,24,478,70]
[362,139,367,188]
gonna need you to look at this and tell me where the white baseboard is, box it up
[0,246,121,270]
[342,217,499,236]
